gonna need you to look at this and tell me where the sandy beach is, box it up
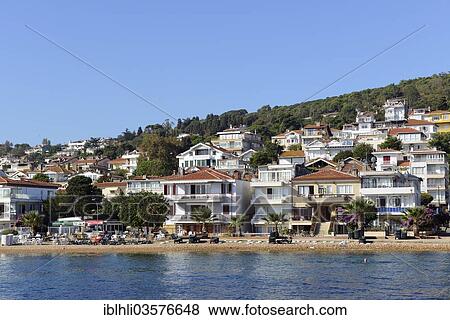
[2,237,450,254]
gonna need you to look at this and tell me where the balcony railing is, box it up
[169,194,232,201]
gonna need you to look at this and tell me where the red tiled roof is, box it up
[0,177,59,189]
[108,158,127,164]
[388,127,420,135]
[406,119,435,126]
[163,168,233,181]
[280,150,305,157]
[95,181,127,188]
[293,169,359,181]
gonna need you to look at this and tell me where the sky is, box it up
[1,1,449,145]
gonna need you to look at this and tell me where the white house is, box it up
[388,127,428,151]
[304,140,354,161]
[383,98,408,123]
[215,149,256,172]
[409,149,448,207]
[271,130,302,150]
[126,176,164,195]
[162,168,251,234]
[404,119,438,138]
[250,164,298,233]
[360,171,421,229]
[177,143,233,170]
[211,126,262,155]
[0,177,59,230]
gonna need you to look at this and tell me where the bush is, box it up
[1,229,18,235]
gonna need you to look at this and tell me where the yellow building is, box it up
[291,169,361,235]
[423,110,450,133]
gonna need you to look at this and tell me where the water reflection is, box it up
[0,252,449,299]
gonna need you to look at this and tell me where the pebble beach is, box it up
[2,237,450,254]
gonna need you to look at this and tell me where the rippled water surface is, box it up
[0,252,449,299]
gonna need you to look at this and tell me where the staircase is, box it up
[316,222,332,236]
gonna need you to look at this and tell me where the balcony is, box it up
[361,186,414,195]
[252,194,290,204]
[169,194,233,202]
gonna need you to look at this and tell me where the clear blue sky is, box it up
[1,1,449,145]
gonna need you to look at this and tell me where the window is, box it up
[195,149,209,155]
[383,156,390,163]
[337,185,353,194]
[223,205,230,215]
[267,188,273,195]
[393,197,401,207]
[298,186,314,196]
[163,185,169,195]
[376,197,386,208]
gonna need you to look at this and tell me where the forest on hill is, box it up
[173,72,450,141]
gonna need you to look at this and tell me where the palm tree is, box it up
[21,211,43,235]
[344,197,377,231]
[191,206,213,233]
[402,207,426,237]
[262,212,287,233]
[229,215,245,236]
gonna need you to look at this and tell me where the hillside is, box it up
[175,72,450,141]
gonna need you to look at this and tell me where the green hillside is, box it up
[175,72,450,141]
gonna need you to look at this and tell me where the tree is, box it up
[379,136,402,150]
[420,192,434,206]
[429,132,450,154]
[249,142,281,168]
[333,150,353,163]
[352,143,374,162]
[287,144,302,151]
[343,197,377,232]
[229,215,245,236]
[138,133,180,176]
[21,211,43,235]
[66,176,102,219]
[32,173,50,183]
[402,207,433,237]
[105,192,168,233]
[191,206,213,233]
[262,212,287,233]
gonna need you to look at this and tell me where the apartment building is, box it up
[162,169,251,234]
[108,150,140,175]
[372,149,449,208]
[215,149,255,173]
[0,177,58,230]
[210,126,263,155]
[304,139,354,161]
[360,171,421,228]
[301,124,333,146]
[291,169,360,235]
[271,130,302,150]
[388,127,428,151]
[409,149,448,207]
[250,164,299,233]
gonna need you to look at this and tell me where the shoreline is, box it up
[2,238,450,254]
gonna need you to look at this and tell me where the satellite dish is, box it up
[370,156,377,163]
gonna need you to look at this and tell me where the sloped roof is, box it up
[108,158,127,165]
[406,119,435,126]
[388,127,420,135]
[280,150,305,158]
[95,181,127,188]
[0,177,59,189]
[163,168,233,181]
[293,169,359,181]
